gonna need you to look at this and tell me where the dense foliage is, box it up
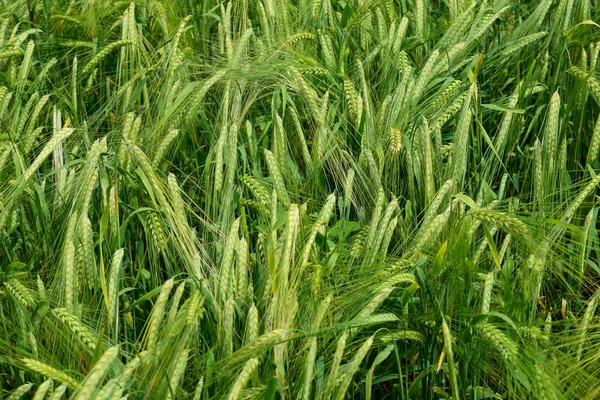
[0,0,600,398]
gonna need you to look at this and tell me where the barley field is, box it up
[0,0,599,399]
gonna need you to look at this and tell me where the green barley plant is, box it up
[1,0,600,399]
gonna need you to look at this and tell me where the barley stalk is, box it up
[481,272,495,313]
[32,379,52,400]
[5,279,35,308]
[421,118,436,205]
[442,319,460,400]
[226,358,260,400]
[365,189,385,250]
[48,385,67,400]
[300,194,335,266]
[234,236,249,300]
[223,329,287,372]
[469,7,510,44]
[544,91,560,177]
[471,208,528,235]
[193,376,205,400]
[587,114,600,166]
[166,348,189,400]
[570,66,600,105]
[19,128,74,190]
[153,128,179,166]
[501,32,547,57]
[372,199,399,255]
[322,331,348,400]
[245,303,259,345]
[450,83,475,186]
[108,248,124,328]
[64,213,78,313]
[559,174,600,225]
[264,149,290,206]
[73,346,119,400]
[493,86,520,153]
[577,289,600,361]
[21,359,79,389]
[7,383,34,400]
[412,205,452,256]
[223,297,236,356]
[16,92,39,137]
[379,330,425,344]
[333,337,374,400]
[52,308,97,350]
[82,40,134,76]
[146,279,174,352]
[16,40,34,93]
[219,218,240,302]
[415,0,425,38]
[477,322,518,364]
[22,94,51,153]
[302,336,318,400]
[71,55,78,114]
[412,50,439,103]
[0,49,22,59]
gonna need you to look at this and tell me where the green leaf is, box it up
[3,262,25,274]
[264,376,279,400]
[482,223,502,270]
[455,193,478,209]
[91,328,105,366]
[366,345,395,400]
[512,370,531,392]
[121,285,163,312]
